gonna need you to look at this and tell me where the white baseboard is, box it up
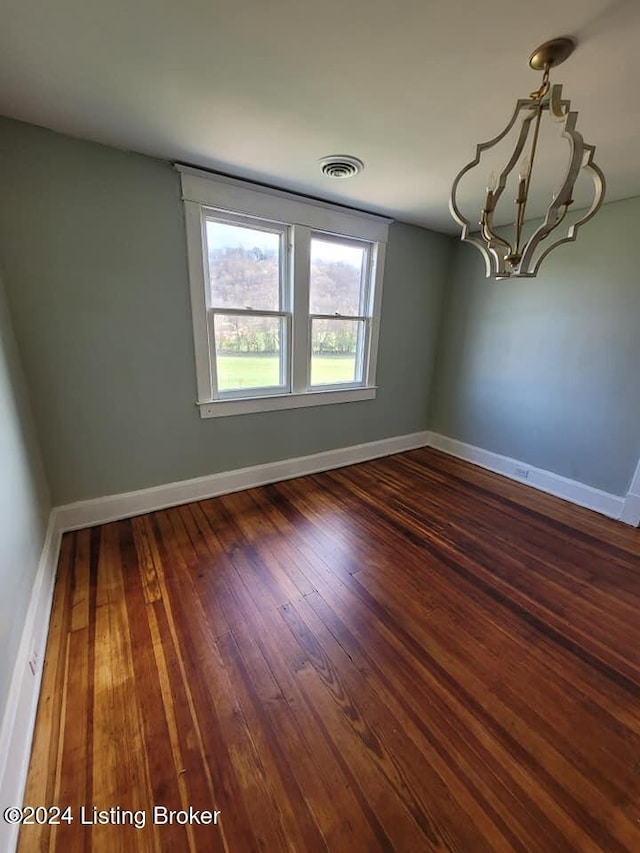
[47,428,640,535]
[620,493,640,527]
[55,431,433,531]
[620,458,640,526]
[427,432,627,522]
[0,511,62,853]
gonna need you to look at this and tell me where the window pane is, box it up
[310,318,363,385]
[206,221,281,311]
[309,238,366,316]
[214,314,284,391]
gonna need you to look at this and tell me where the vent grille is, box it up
[319,155,364,179]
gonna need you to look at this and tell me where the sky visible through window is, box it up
[311,238,362,268]
[207,221,362,267]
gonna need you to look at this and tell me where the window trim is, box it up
[178,165,391,418]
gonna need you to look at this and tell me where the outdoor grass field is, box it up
[217,353,357,390]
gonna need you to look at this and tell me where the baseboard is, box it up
[620,459,640,526]
[427,432,626,522]
[50,429,638,533]
[0,511,62,853]
[55,430,433,531]
[620,493,640,527]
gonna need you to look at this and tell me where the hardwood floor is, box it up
[19,448,640,852]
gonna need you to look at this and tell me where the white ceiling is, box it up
[1,0,639,233]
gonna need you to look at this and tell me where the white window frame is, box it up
[178,165,391,418]
[308,231,373,391]
[204,211,292,399]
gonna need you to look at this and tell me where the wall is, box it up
[0,270,50,726]
[431,195,640,496]
[0,118,452,505]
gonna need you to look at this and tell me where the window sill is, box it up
[197,386,377,418]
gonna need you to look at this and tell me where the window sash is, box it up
[307,232,373,389]
[309,316,370,389]
[309,231,373,318]
[207,309,291,399]
[203,209,292,399]
[203,210,291,315]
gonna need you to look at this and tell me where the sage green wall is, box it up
[0,270,50,723]
[0,118,452,505]
[431,195,640,496]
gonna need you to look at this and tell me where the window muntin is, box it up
[204,214,290,397]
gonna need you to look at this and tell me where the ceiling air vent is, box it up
[319,155,364,179]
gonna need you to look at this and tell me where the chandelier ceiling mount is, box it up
[528,37,575,72]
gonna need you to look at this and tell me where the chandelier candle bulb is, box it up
[449,36,605,279]
[484,172,498,215]
[516,173,527,204]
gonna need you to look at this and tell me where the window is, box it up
[206,216,289,397]
[178,167,390,417]
[309,235,371,388]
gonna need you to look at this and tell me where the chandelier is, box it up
[449,38,605,279]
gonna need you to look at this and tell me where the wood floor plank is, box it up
[19,448,640,852]
[227,612,381,852]
[319,464,640,693]
[192,498,390,850]
[299,574,581,851]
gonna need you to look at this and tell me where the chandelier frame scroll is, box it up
[449,39,606,280]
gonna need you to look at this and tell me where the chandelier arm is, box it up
[454,236,500,278]
[449,97,537,230]
[527,149,605,277]
[513,104,544,258]
[492,107,537,211]
[480,207,512,248]
[449,99,539,279]
[480,215,513,253]
[517,106,596,273]
[489,247,509,278]
[550,203,571,231]
[486,231,513,252]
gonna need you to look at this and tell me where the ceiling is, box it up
[1,0,639,233]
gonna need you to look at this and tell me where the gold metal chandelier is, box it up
[449,37,605,279]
